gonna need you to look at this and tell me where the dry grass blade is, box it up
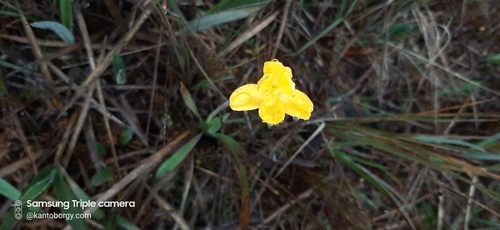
[59,1,154,116]
[275,121,325,177]
[0,151,40,177]
[184,38,227,101]
[79,130,192,216]
[17,9,53,81]
[256,188,314,228]
[75,2,121,171]
[10,111,37,175]
[0,34,73,47]
[271,0,292,58]
[61,81,97,167]
[145,27,163,136]
[218,11,279,57]
[464,175,478,230]
[152,189,191,230]
[53,109,79,163]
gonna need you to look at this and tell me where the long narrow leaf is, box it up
[180,82,202,121]
[186,6,263,34]
[59,167,105,220]
[30,21,75,44]
[156,133,202,179]
[0,166,57,229]
[0,177,21,200]
[54,173,88,229]
[60,0,72,29]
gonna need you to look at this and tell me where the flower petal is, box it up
[258,90,285,125]
[279,89,314,120]
[258,59,295,94]
[229,84,265,111]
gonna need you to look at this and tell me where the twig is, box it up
[218,11,279,57]
[437,192,444,230]
[464,175,478,230]
[146,26,163,136]
[54,108,79,163]
[62,81,97,167]
[11,110,38,174]
[275,121,325,177]
[152,187,192,230]
[271,0,292,58]
[256,188,314,228]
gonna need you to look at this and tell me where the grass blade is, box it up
[0,177,21,200]
[0,166,57,229]
[54,172,88,229]
[180,82,202,121]
[156,133,202,179]
[295,0,359,54]
[30,21,75,44]
[59,167,105,220]
[59,0,72,29]
[186,5,264,34]
[116,215,141,230]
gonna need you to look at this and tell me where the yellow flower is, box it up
[229,59,314,125]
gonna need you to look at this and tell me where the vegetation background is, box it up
[1,0,500,229]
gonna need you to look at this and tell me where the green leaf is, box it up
[54,173,88,229]
[19,166,57,201]
[412,135,485,152]
[112,52,127,84]
[0,59,26,72]
[215,133,242,154]
[156,133,202,179]
[206,102,229,124]
[185,5,265,34]
[104,218,117,230]
[191,74,235,90]
[59,167,105,220]
[482,53,500,64]
[470,217,500,227]
[180,82,202,121]
[23,90,36,100]
[0,177,21,200]
[0,3,41,20]
[330,149,415,228]
[203,117,222,136]
[119,128,134,146]
[218,0,272,11]
[222,113,230,122]
[90,167,113,186]
[60,0,72,29]
[388,24,414,38]
[1,166,57,229]
[168,0,196,35]
[96,142,107,156]
[439,82,478,96]
[464,152,500,161]
[206,0,232,13]
[477,131,500,147]
[116,215,141,230]
[30,21,75,44]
